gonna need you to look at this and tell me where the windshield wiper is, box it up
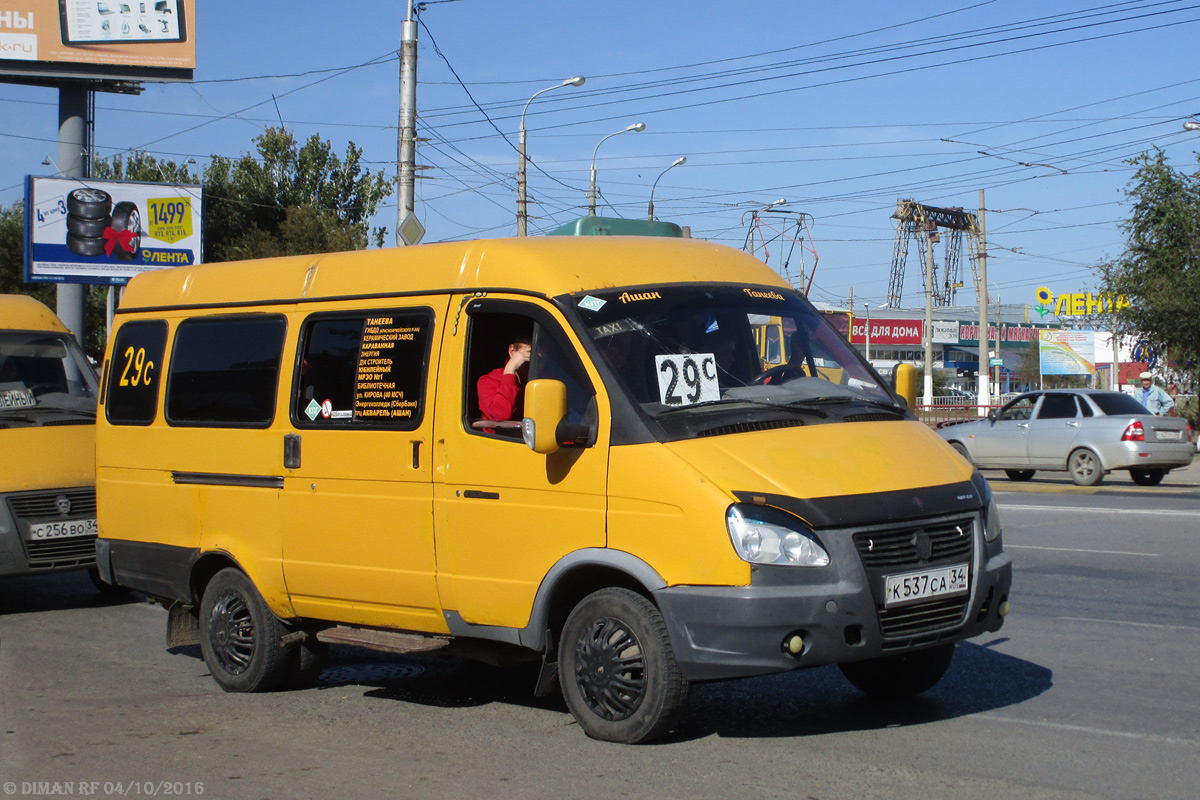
[655,400,738,416]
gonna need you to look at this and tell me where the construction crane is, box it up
[887,199,982,308]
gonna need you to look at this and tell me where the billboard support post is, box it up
[56,82,89,346]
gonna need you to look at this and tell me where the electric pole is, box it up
[977,189,990,413]
[396,0,420,245]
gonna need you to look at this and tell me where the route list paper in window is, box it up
[354,316,426,420]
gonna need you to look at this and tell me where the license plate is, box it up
[28,518,98,540]
[1155,429,1183,441]
[885,563,969,608]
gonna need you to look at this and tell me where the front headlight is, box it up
[726,504,830,567]
[985,496,1002,543]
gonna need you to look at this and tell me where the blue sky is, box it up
[2,0,1198,311]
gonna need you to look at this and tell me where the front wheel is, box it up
[839,643,955,698]
[1068,448,1104,486]
[1130,468,1165,486]
[199,568,291,692]
[559,588,689,743]
[1005,469,1036,482]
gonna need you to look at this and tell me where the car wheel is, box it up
[839,643,955,699]
[66,188,112,219]
[559,588,689,743]
[66,215,109,238]
[1005,469,1036,482]
[199,568,291,693]
[66,232,107,256]
[1068,448,1104,486]
[108,201,142,261]
[949,442,972,464]
[1130,468,1165,487]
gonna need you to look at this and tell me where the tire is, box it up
[66,233,106,256]
[66,215,109,238]
[283,636,329,689]
[108,201,141,262]
[1068,448,1104,486]
[1130,468,1165,487]
[1005,469,1036,482]
[66,188,112,219]
[949,442,972,464]
[559,588,689,743]
[839,643,955,699]
[198,568,292,693]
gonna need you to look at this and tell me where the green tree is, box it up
[202,127,392,261]
[1099,148,1200,423]
[0,202,53,305]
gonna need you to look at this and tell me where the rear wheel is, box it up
[1005,469,1036,482]
[559,588,689,743]
[1068,448,1104,486]
[199,568,291,692]
[839,643,955,698]
[1130,468,1165,486]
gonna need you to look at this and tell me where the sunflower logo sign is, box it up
[24,176,203,286]
[1033,286,1130,317]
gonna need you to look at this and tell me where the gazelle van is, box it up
[95,233,1011,743]
[2,295,100,580]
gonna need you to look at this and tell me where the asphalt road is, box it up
[2,472,1198,800]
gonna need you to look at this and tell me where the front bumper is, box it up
[653,511,1012,682]
[1,488,98,578]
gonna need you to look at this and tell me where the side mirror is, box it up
[522,379,567,454]
[894,363,918,410]
[987,409,997,421]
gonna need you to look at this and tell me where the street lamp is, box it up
[588,122,646,216]
[1185,119,1200,132]
[517,75,585,237]
[648,156,686,221]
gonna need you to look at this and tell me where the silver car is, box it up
[937,389,1194,486]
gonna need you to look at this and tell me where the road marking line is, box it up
[1006,544,1159,557]
[998,503,1200,518]
[975,714,1199,747]
[1056,616,1200,633]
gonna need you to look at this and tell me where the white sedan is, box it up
[937,389,1194,486]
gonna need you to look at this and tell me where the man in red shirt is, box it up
[477,336,531,431]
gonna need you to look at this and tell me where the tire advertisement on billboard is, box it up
[24,176,202,284]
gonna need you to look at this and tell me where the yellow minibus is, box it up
[95,234,1011,743]
[2,295,100,581]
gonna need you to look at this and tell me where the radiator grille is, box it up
[878,597,969,638]
[853,518,973,569]
[7,488,97,519]
[24,536,97,569]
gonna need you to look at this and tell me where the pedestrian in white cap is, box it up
[1138,371,1174,415]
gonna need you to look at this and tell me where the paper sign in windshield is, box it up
[655,353,720,407]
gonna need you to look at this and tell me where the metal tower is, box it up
[887,199,982,308]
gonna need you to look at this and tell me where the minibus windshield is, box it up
[0,331,98,419]
[572,285,896,429]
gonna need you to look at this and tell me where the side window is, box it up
[1037,394,1078,420]
[465,308,595,443]
[166,315,286,427]
[998,395,1037,421]
[1077,396,1094,417]
[106,320,167,425]
[293,309,432,429]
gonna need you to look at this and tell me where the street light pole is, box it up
[977,188,990,415]
[589,122,646,216]
[396,0,418,245]
[648,156,686,221]
[864,302,871,363]
[517,75,585,237]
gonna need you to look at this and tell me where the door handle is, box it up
[461,490,500,500]
[1017,423,1029,429]
[284,433,301,469]
[1067,421,1080,427]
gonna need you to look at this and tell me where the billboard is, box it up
[25,175,202,285]
[1039,330,1096,377]
[0,0,194,82]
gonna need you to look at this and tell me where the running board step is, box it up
[316,626,451,655]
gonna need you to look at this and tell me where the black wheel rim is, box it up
[573,616,646,721]
[208,589,255,675]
